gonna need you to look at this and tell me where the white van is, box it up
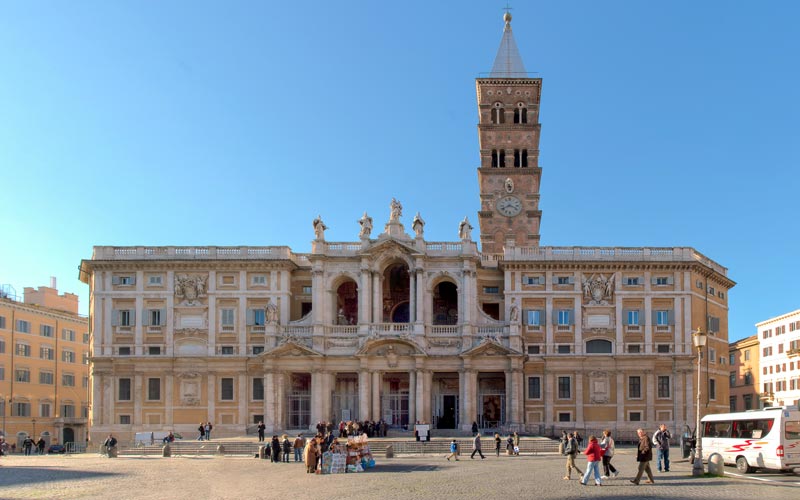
[701,406,800,473]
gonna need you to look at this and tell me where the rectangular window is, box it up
[556,276,571,285]
[629,411,642,422]
[657,344,670,353]
[83,333,90,343]
[628,376,641,399]
[221,378,234,400]
[119,309,133,327]
[743,394,753,410]
[119,276,133,285]
[557,376,571,399]
[62,350,76,363]
[248,308,266,326]
[40,325,54,337]
[252,346,265,355]
[655,277,669,286]
[528,376,541,399]
[252,275,267,285]
[627,310,640,326]
[557,345,571,354]
[483,287,499,294]
[0,316,5,329]
[40,346,54,360]
[0,338,4,353]
[709,348,716,363]
[709,378,717,400]
[62,373,75,386]
[148,346,161,355]
[744,350,750,361]
[149,309,162,327]
[558,412,571,422]
[729,372,736,387]
[0,366,4,380]
[655,310,670,326]
[526,345,540,355]
[221,346,234,355]
[729,353,735,365]
[12,402,31,417]
[221,309,235,326]
[16,319,30,333]
[252,378,264,400]
[148,378,161,400]
[557,309,571,326]
[82,352,90,364]
[627,344,641,353]
[61,405,75,418]
[82,376,89,388]
[39,371,54,385]
[62,329,76,341]
[626,277,640,286]
[120,415,131,424]
[302,286,312,294]
[16,343,31,357]
[118,378,131,400]
[40,403,51,417]
[118,346,131,356]
[526,310,541,326]
[707,316,720,334]
[708,286,715,295]
[524,276,542,285]
[148,275,162,286]
[15,368,31,382]
[657,376,670,398]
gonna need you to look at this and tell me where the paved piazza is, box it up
[0,450,797,499]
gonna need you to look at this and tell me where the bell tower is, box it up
[476,13,543,254]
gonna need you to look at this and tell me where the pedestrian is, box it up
[471,421,479,434]
[270,435,281,463]
[600,429,619,478]
[446,439,460,461]
[102,434,117,457]
[257,421,266,442]
[559,430,568,455]
[580,435,603,486]
[563,432,583,480]
[630,428,655,485]
[197,422,205,441]
[304,437,319,473]
[494,433,501,457]
[512,431,520,455]
[204,422,213,441]
[293,434,305,462]
[37,437,46,455]
[281,435,291,462]
[506,434,514,456]
[653,423,671,472]
[23,435,33,456]
[470,432,486,459]
[574,431,583,447]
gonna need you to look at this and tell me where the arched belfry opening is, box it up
[432,281,458,325]
[383,263,410,323]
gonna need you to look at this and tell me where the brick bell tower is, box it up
[476,12,543,254]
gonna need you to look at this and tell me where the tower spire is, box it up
[490,11,527,77]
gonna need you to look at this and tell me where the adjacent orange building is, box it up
[0,280,90,449]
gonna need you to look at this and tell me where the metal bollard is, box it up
[259,445,268,459]
[108,446,118,458]
[216,444,225,455]
[385,444,394,459]
[708,453,724,476]
[162,444,171,457]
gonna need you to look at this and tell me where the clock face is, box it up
[497,195,522,217]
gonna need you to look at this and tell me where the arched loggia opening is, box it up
[432,281,458,325]
[382,263,410,323]
[335,280,358,325]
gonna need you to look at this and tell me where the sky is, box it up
[1,1,798,341]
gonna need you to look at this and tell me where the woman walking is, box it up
[494,433,502,457]
[600,430,618,478]
[580,435,603,486]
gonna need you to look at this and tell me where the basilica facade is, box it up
[79,14,733,443]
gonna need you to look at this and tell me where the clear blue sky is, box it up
[1,1,797,341]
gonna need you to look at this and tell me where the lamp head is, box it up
[692,328,708,348]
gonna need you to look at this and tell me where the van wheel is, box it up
[736,456,753,473]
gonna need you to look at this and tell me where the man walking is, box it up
[563,432,583,480]
[630,428,655,485]
[445,439,459,461]
[653,423,671,472]
[470,433,485,459]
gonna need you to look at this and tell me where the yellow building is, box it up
[728,334,759,411]
[0,280,90,449]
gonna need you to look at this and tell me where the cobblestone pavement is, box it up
[0,450,797,500]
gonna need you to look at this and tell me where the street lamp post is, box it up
[692,327,708,477]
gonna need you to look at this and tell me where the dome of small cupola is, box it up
[504,12,512,24]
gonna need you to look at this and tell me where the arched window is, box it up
[491,104,505,124]
[513,150,521,168]
[492,150,505,168]
[586,339,613,354]
[521,149,528,167]
[514,104,528,124]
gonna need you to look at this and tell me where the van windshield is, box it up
[786,421,800,440]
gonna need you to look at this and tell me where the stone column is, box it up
[415,268,425,326]
[421,370,433,424]
[360,265,371,325]
[134,294,144,355]
[674,295,683,355]
[505,370,513,426]
[359,370,370,422]
[510,369,523,426]
[372,273,381,324]
[543,371,554,425]
[101,374,113,426]
[207,374,216,424]
[207,294,217,356]
[545,297,554,354]
[615,292,624,355]
[310,370,322,425]
[409,272,416,325]
[459,370,466,430]
[311,269,324,325]
[573,296,583,354]
[274,372,285,430]
[134,374,143,425]
[464,369,477,428]
[575,370,584,424]
[415,370,425,424]
[644,295,653,354]
[408,370,417,426]
[166,373,174,426]
[673,369,684,425]
[371,371,381,420]
[238,373,247,427]
[263,373,272,431]
[616,371,625,424]
[238,289,247,354]
[102,295,112,355]
[646,371,655,425]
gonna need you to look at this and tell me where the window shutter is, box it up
[130,310,136,326]
[651,310,657,325]
[246,309,255,326]
[667,276,674,285]
[537,309,545,326]
[159,308,166,326]
[669,310,675,325]
[651,276,657,285]
[569,309,575,325]
[638,310,644,325]
[111,310,119,326]
[523,309,531,325]
[622,310,630,326]
[552,309,558,325]
[142,310,150,326]
[111,276,120,285]
[130,275,136,285]
[567,276,574,285]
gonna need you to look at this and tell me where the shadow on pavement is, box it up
[372,463,440,473]
[0,466,122,487]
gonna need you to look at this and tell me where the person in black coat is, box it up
[281,435,291,463]
[630,428,655,485]
[257,421,266,442]
[271,436,281,463]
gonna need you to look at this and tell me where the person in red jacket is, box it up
[580,435,604,486]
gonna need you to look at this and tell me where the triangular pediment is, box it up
[461,339,520,357]
[362,238,419,257]
[263,341,323,358]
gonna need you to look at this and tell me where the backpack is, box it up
[564,438,575,455]
[652,431,660,447]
